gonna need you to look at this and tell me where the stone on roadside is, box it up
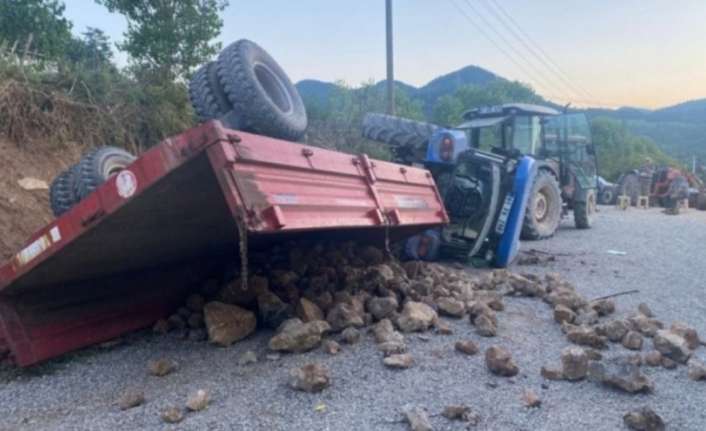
[160,407,184,424]
[148,359,176,377]
[186,389,210,412]
[644,350,662,367]
[587,357,653,393]
[323,340,341,355]
[326,302,365,332]
[383,353,414,369]
[623,407,665,431]
[661,356,677,369]
[296,297,324,322]
[652,329,690,363]
[541,366,564,380]
[553,304,576,324]
[622,331,644,351]
[437,297,465,318]
[687,358,706,381]
[591,299,615,316]
[441,404,480,425]
[257,289,293,329]
[605,320,630,343]
[561,346,588,381]
[522,389,541,408]
[117,389,145,410]
[341,327,361,345]
[455,340,479,356]
[485,346,519,377]
[670,322,700,350]
[373,319,405,344]
[288,363,331,393]
[567,325,607,349]
[238,350,258,366]
[637,303,654,318]
[474,314,497,337]
[397,301,437,333]
[434,319,453,335]
[402,405,433,431]
[366,296,399,321]
[268,318,330,353]
[203,302,256,347]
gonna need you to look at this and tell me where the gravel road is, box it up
[1,206,705,430]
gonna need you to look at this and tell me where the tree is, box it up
[0,0,73,61]
[96,0,228,79]
[66,28,114,69]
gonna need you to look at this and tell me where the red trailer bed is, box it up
[0,120,447,366]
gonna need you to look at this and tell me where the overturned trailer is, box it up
[0,120,447,366]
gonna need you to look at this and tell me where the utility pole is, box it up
[385,0,395,115]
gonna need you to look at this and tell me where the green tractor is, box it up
[363,103,599,240]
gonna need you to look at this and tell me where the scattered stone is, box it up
[623,407,665,431]
[585,348,603,361]
[257,289,293,329]
[670,322,700,350]
[268,318,330,353]
[622,331,644,350]
[575,310,599,326]
[661,356,677,369]
[161,406,184,424]
[238,350,258,366]
[434,319,453,335]
[522,389,541,408]
[474,314,497,337]
[366,296,399,321]
[653,329,690,363]
[148,359,176,377]
[561,346,588,381]
[605,320,630,342]
[644,350,662,367]
[341,327,361,344]
[553,304,576,324]
[485,346,519,377]
[625,353,643,367]
[591,299,615,316]
[203,302,257,347]
[186,389,210,412]
[397,301,438,333]
[566,325,608,349]
[442,405,479,424]
[587,357,653,393]
[455,340,479,356]
[687,358,706,381]
[378,341,407,356]
[373,319,405,344]
[326,302,365,332]
[541,366,564,381]
[637,303,654,318]
[402,405,433,431]
[628,314,663,337]
[296,297,324,322]
[152,319,170,334]
[437,297,465,318]
[117,389,145,410]
[186,294,205,312]
[383,353,414,369]
[288,363,331,392]
[323,340,341,355]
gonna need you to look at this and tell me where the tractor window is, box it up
[474,125,503,152]
[512,115,541,155]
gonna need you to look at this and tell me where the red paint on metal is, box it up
[0,120,446,366]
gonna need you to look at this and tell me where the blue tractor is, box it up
[362,103,598,266]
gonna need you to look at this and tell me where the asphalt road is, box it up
[1,206,705,430]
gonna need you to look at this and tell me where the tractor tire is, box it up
[189,61,232,122]
[217,39,307,141]
[599,187,615,205]
[49,165,79,217]
[574,189,597,229]
[361,113,441,164]
[521,170,562,240]
[617,172,641,206]
[75,147,137,200]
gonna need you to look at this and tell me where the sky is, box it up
[63,0,706,109]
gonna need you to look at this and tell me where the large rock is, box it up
[203,302,256,346]
[670,322,700,350]
[397,301,437,333]
[561,346,588,381]
[288,363,331,392]
[623,407,665,431]
[366,296,399,321]
[326,302,364,332]
[437,297,465,318]
[653,329,690,363]
[257,289,293,329]
[268,318,330,353]
[296,298,324,322]
[587,357,653,393]
[687,358,706,381]
[485,346,519,377]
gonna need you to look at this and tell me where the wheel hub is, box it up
[534,192,548,221]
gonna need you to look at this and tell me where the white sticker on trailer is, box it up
[15,234,52,267]
[49,226,61,243]
[116,170,138,199]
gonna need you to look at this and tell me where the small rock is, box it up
[455,340,479,356]
[585,348,603,361]
[257,289,293,329]
[160,406,184,424]
[148,359,176,377]
[661,356,677,369]
[587,356,653,393]
[575,310,599,326]
[296,297,324,322]
[687,358,706,381]
[474,314,497,337]
[383,353,414,369]
[238,350,258,366]
[437,297,465,318]
[323,340,341,355]
[622,331,644,351]
[591,299,615,316]
[366,296,399,321]
[644,350,662,367]
[268,318,331,353]
[628,314,663,337]
[434,319,453,335]
[341,327,361,344]
[670,322,700,350]
[553,304,576,324]
[522,389,541,408]
[402,405,433,431]
[637,303,654,318]
[373,319,405,344]
[441,404,479,424]
[186,294,205,312]
[152,319,170,334]
[653,329,690,363]
[485,346,519,377]
[117,389,145,410]
[378,341,407,356]
[605,320,630,342]
[397,301,438,333]
[623,407,665,431]
[541,366,564,380]
[203,302,257,347]
[326,302,364,332]
[567,325,607,349]
[289,363,331,392]
[626,353,643,367]
[561,346,588,381]
[186,389,210,412]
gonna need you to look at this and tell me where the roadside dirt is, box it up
[0,140,82,261]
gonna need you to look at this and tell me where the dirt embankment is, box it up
[0,140,82,261]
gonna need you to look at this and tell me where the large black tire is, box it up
[521,170,562,240]
[189,61,232,121]
[361,113,441,164]
[574,189,597,229]
[599,187,615,205]
[75,146,137,200]
[217,39,307,141]
[49,165,79,217]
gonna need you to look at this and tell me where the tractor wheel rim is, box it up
[534,192,548,221]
